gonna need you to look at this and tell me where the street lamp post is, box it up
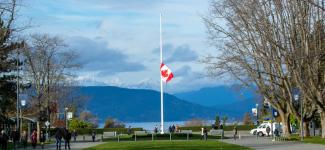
[16,50,20,132]
[294,94,303,141]
[20,99,26,135]
[65,107,68,129]
[268,101,274,141]
[256,103,259,125]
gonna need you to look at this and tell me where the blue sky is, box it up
[19,0,228,93]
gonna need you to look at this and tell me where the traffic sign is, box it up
[45,121,50,127]
[252,108,258,116]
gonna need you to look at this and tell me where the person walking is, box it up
[0,130,8,150]
[172,125,175,133]
[219,124,224,138]
[64,129,71,150]
[31,130,37,149]
[91,130,96,142]
[266,126,271,137]
[11,130,19,150]
[233,126,238,140]
[21,130,28,149]
[40,130,46,149]
[154,127,158,134]
[72,130,77,142]
[203,127,208,141]
[55,128,63,150]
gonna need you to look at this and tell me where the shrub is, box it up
[179,125,256,132]
[104,118,125,128]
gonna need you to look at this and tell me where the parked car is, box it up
[250,122,282,136]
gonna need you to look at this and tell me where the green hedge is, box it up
[49,128,144,135]
[75,128,144,135]
[179,125,256,132]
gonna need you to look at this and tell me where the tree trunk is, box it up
[303,121,310,137]
[320,111,325,138]
[279,111,291,137]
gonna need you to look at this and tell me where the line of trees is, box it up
[203,0,324,138]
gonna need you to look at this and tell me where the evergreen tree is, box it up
[215,115,220,127]
[0,0,24,123]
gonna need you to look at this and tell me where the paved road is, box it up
[222,135,325,150]
[17,141,104,150]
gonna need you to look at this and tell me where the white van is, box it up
[250,122,282,136]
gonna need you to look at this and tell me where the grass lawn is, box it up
[285,135,325,145]
[303,137,325,145]
[288,135,325,145]
[84,140,252,150]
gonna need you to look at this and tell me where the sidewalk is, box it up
[221,135,325,150]
[17,141,104,150]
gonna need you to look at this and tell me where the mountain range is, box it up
[175,85,260,118]
[80,86,218,123]
[78,85,260,124]
[175,85,257,107]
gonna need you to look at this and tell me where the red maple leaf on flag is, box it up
[161,69,169,77]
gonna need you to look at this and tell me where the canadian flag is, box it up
[160,63,174,82]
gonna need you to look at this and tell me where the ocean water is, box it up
[99,120,215,131]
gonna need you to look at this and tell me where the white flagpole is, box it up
[160,13,164,134]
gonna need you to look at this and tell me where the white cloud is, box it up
[19,0,225,92]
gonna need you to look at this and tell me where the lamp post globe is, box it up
[294,95,299,101]
[21,99,26,107]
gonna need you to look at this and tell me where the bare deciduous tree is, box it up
[203,0,324,137]
[22,34,82,125]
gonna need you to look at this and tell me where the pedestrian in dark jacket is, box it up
[55,128,63,150]
[40,130,46,149]
[21,130,28,149]
[233,126,238,140]
[0,130,9,150]
[266,126,271,137]
[64,129,71,150]
[154,127,158,134]
[72,130,77,142]
[91,130,96,142]
[11,130,20,150]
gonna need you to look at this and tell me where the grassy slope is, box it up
[85,141,252,150]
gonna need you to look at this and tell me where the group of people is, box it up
[0,129,40,150]
[54,128,74,150]
[201,127,208,140]
[168,125,176,133]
